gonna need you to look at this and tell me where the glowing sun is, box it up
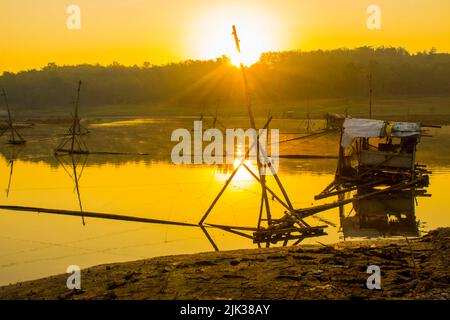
[194,6,279,66]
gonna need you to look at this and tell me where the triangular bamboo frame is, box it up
[55,81,89,155]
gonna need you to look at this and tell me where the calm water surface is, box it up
[0,118,449,285]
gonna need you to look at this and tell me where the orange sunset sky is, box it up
[1,0,450,72]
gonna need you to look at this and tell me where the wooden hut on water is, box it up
[316,118,431,200]
[325,112,347,131]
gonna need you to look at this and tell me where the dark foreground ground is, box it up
[0,228,448,300]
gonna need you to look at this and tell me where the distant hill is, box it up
[1,47,449,117]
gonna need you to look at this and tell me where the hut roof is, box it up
[341,118,420,147]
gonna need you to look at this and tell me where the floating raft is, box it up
[315,117,434,201]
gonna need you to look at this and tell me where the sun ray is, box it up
[193,5,280,67]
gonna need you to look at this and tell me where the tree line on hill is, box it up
[0,46,449,113]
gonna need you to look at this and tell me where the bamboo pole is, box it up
[241,162,291,210]
[71,155,86,226]
[198,116,273,224]
[294,176,427,219]
[0,205,199,227]
[314,178,387,200]
[198,163,241,225]
[70,81,82,153]
[257,143,293,209]
[200,226,219,251]
[6,160,13,197]
[56,80,89,154]
[2,88,15,143]
[1,88,25,144]
[232,25,272,226]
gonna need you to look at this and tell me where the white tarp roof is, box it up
[342,118,385,147]
[390,122,421,137]
[341,118,420,147]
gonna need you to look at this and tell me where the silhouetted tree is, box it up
[0,47,449,113]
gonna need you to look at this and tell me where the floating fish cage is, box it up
[325,112,347,131]
[316,117,432,201]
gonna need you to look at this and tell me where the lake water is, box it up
[0,117,449,285]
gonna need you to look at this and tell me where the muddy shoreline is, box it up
[0,228,448,300]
